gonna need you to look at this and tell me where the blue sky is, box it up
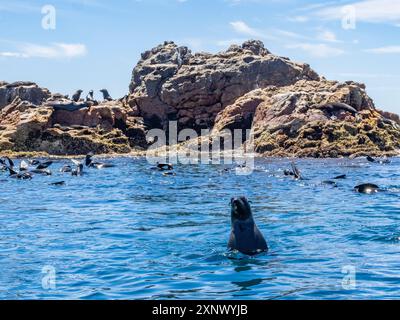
[0,0,399,113]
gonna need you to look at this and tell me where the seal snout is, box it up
[231,196,251,220]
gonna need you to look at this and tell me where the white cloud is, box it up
[229,21,276,40]
[288,15,309,23]
[316,0,400,24]
[317,30,340,43]
[0,43,87,59]
[230,21,263,38]
[365,46,400,54]
[286,43,345,58]
[0,52,28,58]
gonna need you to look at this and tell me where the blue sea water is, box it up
[0,157,399,300]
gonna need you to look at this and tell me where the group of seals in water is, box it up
[0,154,114,184]
[1,154,394,257]
[283,156,388,194]
[229,155,392,255]
[0,157,53,180]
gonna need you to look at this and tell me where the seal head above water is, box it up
[354,183,380,194]
[228,197,268,256]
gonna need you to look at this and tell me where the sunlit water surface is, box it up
[0,157,399,300]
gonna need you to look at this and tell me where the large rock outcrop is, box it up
[0,40,399,157]
[129,40,319,132]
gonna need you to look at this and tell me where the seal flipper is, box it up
[36,161,53,170]
[291,162,303,180]
[5,157,14,169]
[366,156,376,163]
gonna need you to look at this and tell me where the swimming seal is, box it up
[71,160,84,176]
[36,161,53,170]
[333,174,347,180]
[85,154,114,169]
[8,167,32,180]
[285,162,303,180]
[72,90,83,102]
[354,183,380,194]
[157,162,174,171]
[50,181,66,186]
[60,165,72,173]
[30,169,52,176]
[366,156,391,164]
[228,197,268,256]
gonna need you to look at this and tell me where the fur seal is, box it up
[100,89,113,101]
[286,162,303,180]
[30,169,52,176]
[228,197,268,255]
[51,101,89,112]
[72,90,83,102]
[322,180,338,187]
[60,165,72,173]
[8,167,33,180]
[162,172,176,176]
[71,160,84,176]
[5,157,14,170]
[333,174,347,180]
[50,181,65,186]
[314,102,358,115]
[85,154,114,169]
[367,156,391,164]
[36,161,53,170]
[29,160,40,166]
[354,183,380,194]
[157,162,174,171]
[86,90,94,102]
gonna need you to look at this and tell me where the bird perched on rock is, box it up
[72,90,83,102]
[100,89,113,101]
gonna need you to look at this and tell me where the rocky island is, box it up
[0,40,399,158]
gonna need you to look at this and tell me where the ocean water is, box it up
[0,157,399,300]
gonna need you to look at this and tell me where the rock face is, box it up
[0,85,147,155]
[215,80,400,157]
[0,81,51,109]
[0,40,399,157]
[129,40,319,132]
